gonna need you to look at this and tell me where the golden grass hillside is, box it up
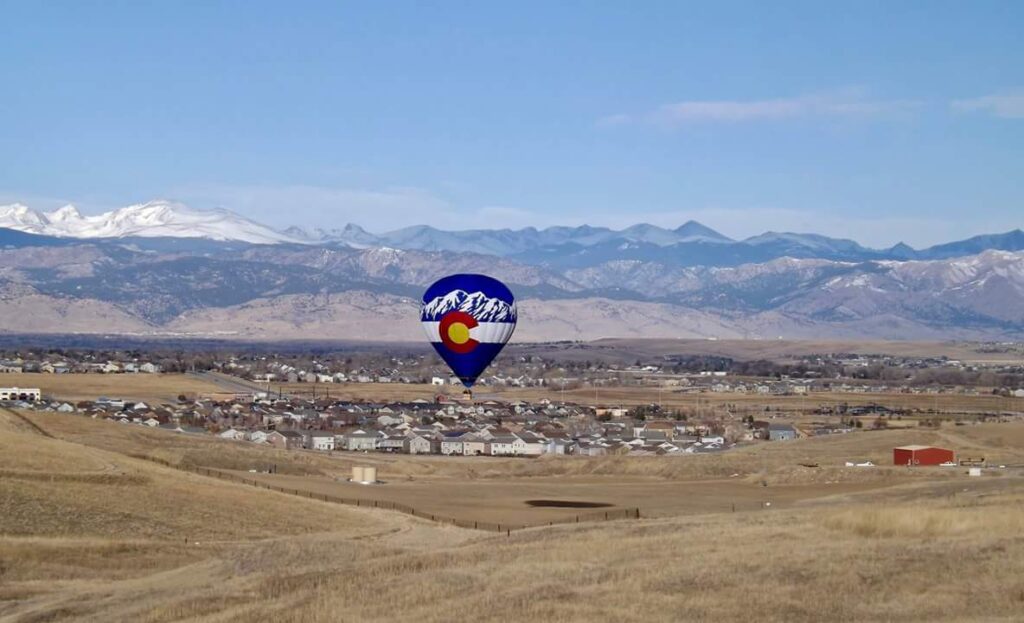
[4,409,1024,622]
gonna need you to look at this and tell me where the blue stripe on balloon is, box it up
[428,342,507,388]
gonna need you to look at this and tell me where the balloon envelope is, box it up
[421,274,516,388]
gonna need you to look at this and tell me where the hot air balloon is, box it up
[421,274,516,395]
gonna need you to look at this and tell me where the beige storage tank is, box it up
[363,466,377,483]
[351,466,365,483]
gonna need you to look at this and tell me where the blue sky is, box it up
[1,1,1022,247]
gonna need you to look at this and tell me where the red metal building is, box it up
[893,445,955,466]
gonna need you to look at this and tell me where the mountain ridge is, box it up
[2,200,1023,340]
[3,201,1022,268]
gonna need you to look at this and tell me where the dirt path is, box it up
[0,406,54,438]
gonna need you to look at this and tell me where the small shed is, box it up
[894,445,955,466]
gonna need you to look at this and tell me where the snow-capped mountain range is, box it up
[3,200,1022,270]
[0,201,302,245]
[0,218,1022,339]
[421,290,517,322]
[1,198,1023,340]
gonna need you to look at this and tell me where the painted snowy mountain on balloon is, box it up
[421,290,517,322]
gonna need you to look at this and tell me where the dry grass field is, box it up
[3,408,1024,622]
[523,338,1024,364]
[277,379,1022,416]
[0,373,223,404]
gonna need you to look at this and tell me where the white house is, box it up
[440,435,464,455]
[518,432,547,456]
[431,377,446,386]
[404,434,434,455]
[544,439,575,455]
[576,442,608,457]
[488,434,526,456]
[247,430,270,444]
[344,430,379,452]
[219,428,245,440]
[306,432,336,451]
[461,433,488,456]
[140,362,160,374]
[378,435,406,452]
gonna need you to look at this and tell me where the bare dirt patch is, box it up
[525,499,613,508]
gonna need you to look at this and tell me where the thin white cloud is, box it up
[951,92,1024,119]
[604,89,919,127]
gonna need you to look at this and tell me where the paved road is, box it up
[187,371,282,396]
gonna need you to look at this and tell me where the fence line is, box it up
[129,454,641,533]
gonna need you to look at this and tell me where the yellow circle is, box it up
[447,322,470,344]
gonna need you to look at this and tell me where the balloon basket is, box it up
[461,389,473,402]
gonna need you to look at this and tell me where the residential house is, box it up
[306,432,336,451]
[460,433,488,456]
[343,430,379,452]
[517,431,547,456]
[247,430,270,444]
[768,424,798,441]
[404,433,434,455]
[487,434,526,456]
[544,438,576,455]
[267,430,305,450]
[644,421,676,440]
[378,435,406,453]
[440,434,465,455]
